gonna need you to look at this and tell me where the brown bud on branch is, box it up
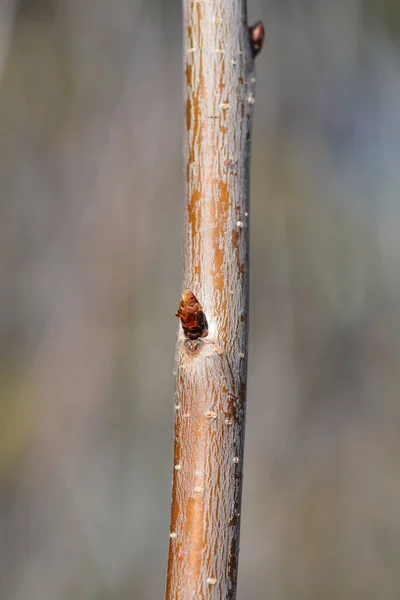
[249,20,265,59]
[175,289,208,340]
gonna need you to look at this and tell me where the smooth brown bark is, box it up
[166,2,262,598]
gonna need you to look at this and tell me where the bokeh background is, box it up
[1,0,400,598]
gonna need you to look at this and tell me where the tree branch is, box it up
[166,2,263,598]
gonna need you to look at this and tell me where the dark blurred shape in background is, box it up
[1,1,400,598]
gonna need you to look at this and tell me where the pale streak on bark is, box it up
[166,0,257,598]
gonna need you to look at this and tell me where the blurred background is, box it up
[1,0,400,598]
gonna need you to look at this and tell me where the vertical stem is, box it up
[166,2,263,599]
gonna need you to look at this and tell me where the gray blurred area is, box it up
[0,0,400,598]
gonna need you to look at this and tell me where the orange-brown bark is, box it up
[166,1,261,598]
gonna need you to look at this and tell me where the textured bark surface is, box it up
[166,1,258,598]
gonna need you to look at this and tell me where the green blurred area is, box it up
[1,1,400,599]
[364,0,400,38]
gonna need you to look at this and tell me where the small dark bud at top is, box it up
[176,289,208,340]
[249,21,265,59]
